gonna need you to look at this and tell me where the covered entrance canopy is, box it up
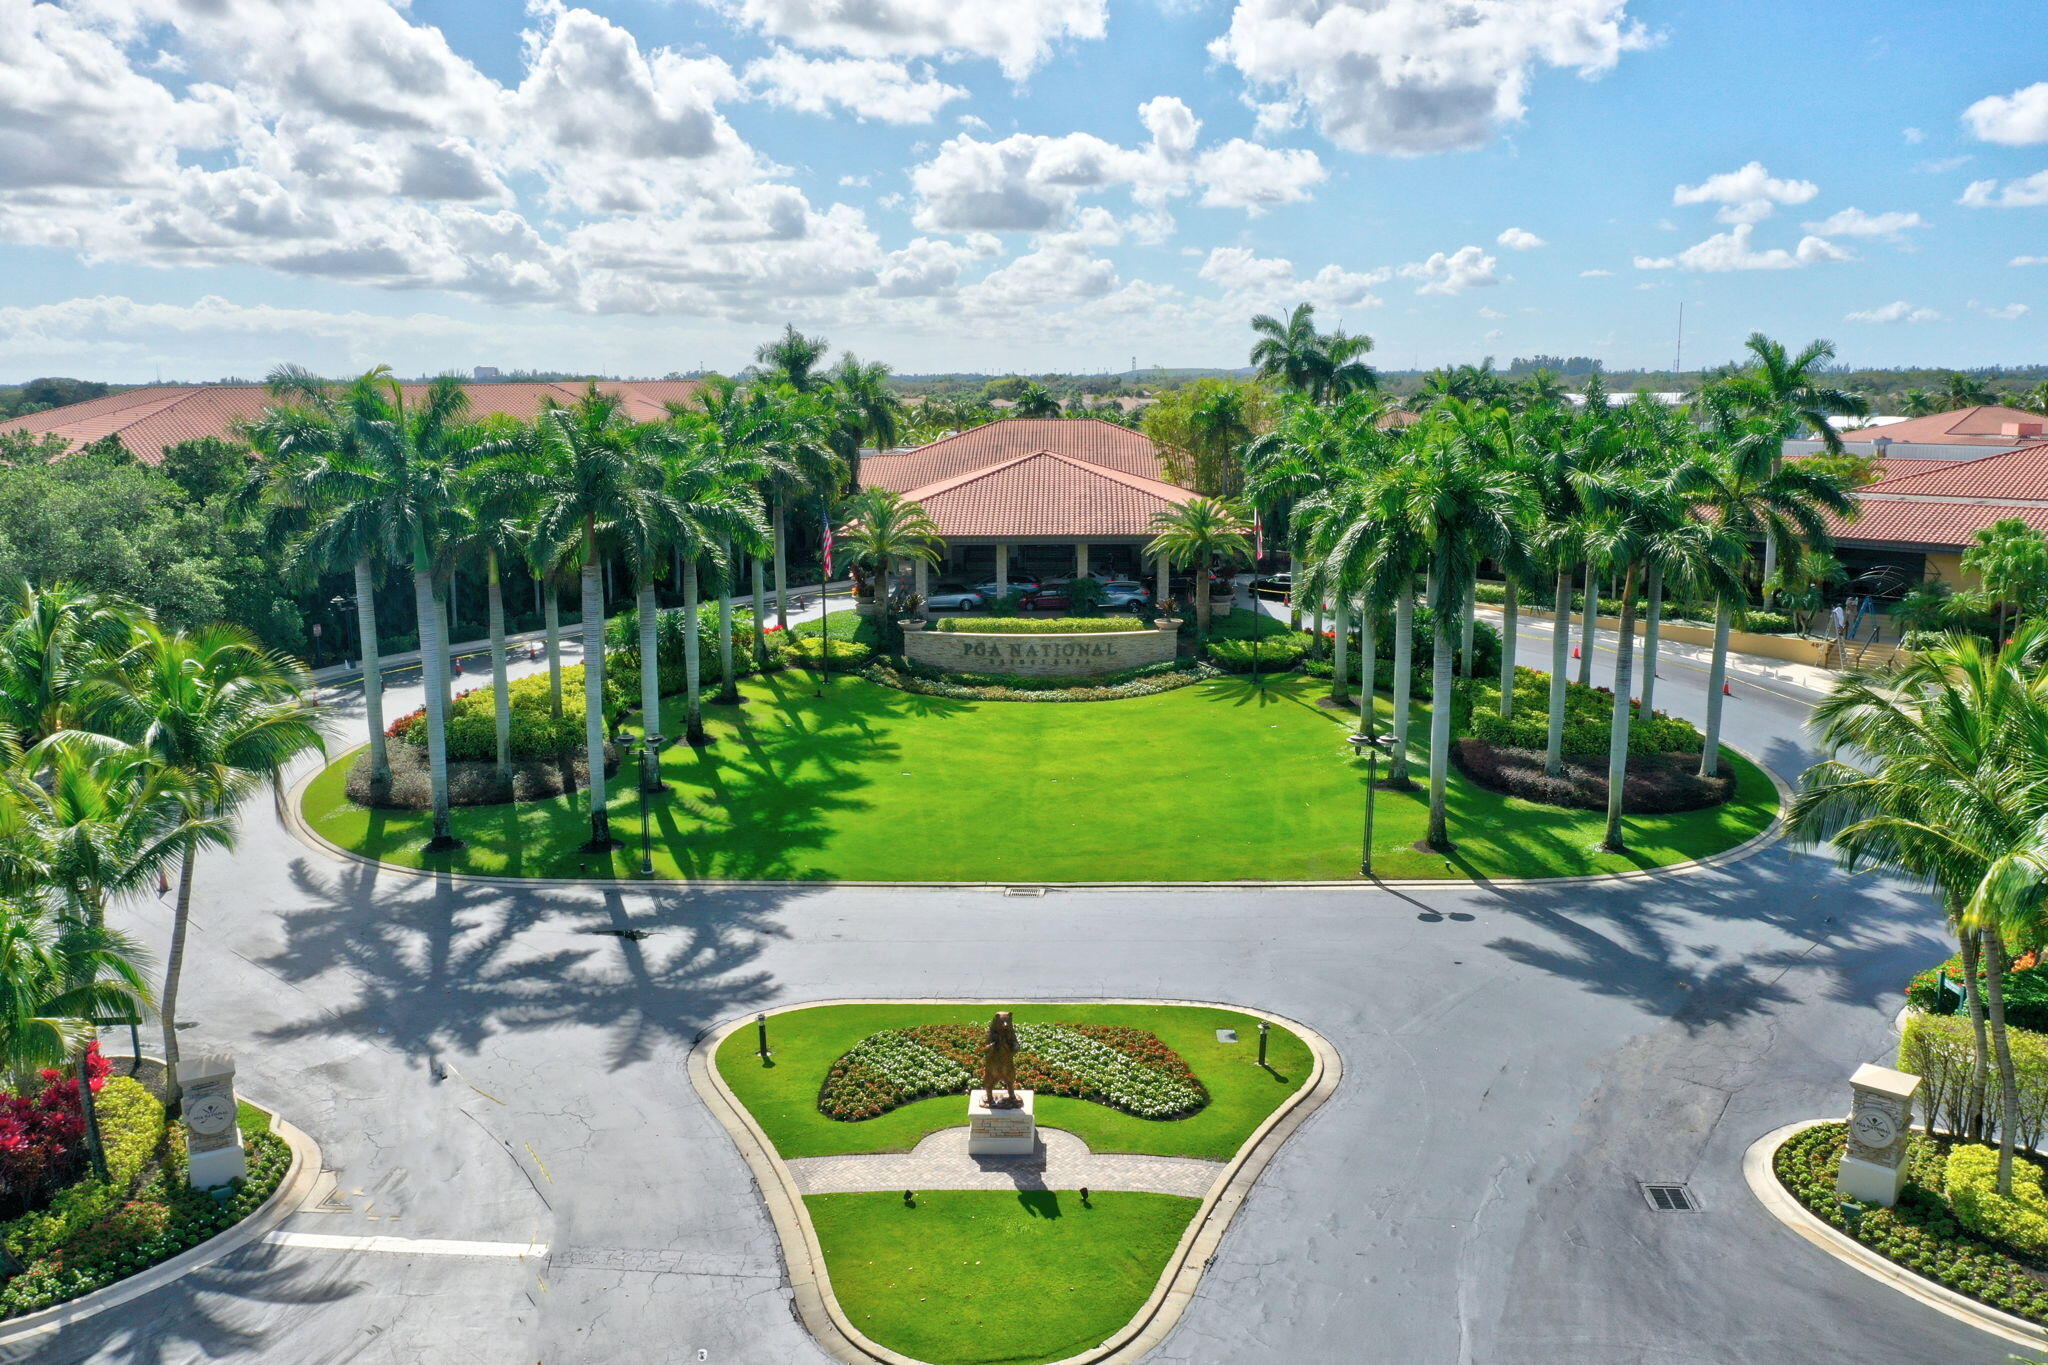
[861,419,1201,599]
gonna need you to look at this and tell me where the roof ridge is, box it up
[895,449,1053,501]
[1036,449,1190,498]
[1866,440,2048,491]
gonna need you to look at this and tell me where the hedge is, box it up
[1457,667,1705,759]
[786,635,873,672]
[1899,1011,2048,1151]
[1948,1143,2048,1254]
[1907,951,2048,1034]
[1451,740,1734,814]
[394,667,598,762]
[866,658,1217,703]
[1206,637,1308,673]
[931,617,1142,634]
[1775,1122,2048,1326]
[1471,581,1797,635]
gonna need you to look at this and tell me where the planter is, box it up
[897,618,926,632]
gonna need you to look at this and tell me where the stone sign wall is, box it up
[905,623,1179,677]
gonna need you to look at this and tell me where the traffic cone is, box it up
[1722,680,1733,697]
[1571,646,1581,659]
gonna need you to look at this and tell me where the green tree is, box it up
[0,898,151,1091]
[0,583,137,746]
[1962,519,2048,642]
[1013,382,1060,418]
[754,324,831,393]
[1142,379,1273,498]
[1146,496,1252,645]
[835,489,942,660]
[1248,303,1376,404]
[1942,372,1996,408]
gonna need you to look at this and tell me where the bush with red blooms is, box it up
[0,1045,110,1219]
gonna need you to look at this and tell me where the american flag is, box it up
[821,508,835,577]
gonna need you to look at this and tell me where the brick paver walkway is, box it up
[785,1126,1224,1198]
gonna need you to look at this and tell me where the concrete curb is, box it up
[0,1092,322,1349]
[280,740,1790,896]
[686,998,1341,1365]
[1742,1120,2048,1354]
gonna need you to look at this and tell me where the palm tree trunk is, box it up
[487,551,510,781]
[1640,564,1664,718]
[716,540,739,704]
[1425,552,1456,851]
[412,563,458,849]
[1545,569,1571,775]
[1984,924,2023,1195]
[1601,561,1642,852]
[544,569,563,720]
[1499,578,1518,719]
[1287,544,1301,630]
[1389,584,1416,788]
[579,527,612,849]
[1311,594,1325,659]
[1760,535,1778,604]
[751,550,769,670]
[773,500,790,631]
[1960,928,1993,1139]
[160,844,197,1114]
[1577,567,1598,686]
[683,556,706,744]
[1195,571,1212,643]
[74,1045,108,1183]
[1458,579,1475,677]
[1330,592,1351,705]
[1698,598,1732,779]
[354,557,389,784]
[638,571,661,790]
[1357,603,1377,727]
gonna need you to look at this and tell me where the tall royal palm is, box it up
[1250,394,1380,673]
[83,622,321,1107]
[1721,334,1869,586]
[525,388,669,845]
[755,323,830,392]
[1146,497,1252,645]
[1362,409,1531,849]
[754,390,837,642]
[669,389,773,714]
[1248,303,1376,405]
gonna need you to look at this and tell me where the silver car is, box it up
[1100,580,1152,610]
[924,584,986,611]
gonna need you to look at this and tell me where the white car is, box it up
[924,584,986,611]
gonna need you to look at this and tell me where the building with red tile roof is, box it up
[1787,404,2048,467]
[0,379,703,466]
[1824,440,2048,594]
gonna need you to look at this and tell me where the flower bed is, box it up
[1450,739,1737,814]
[1775,1121,2048,1325]
[865,658,1217,703]
[817,1023,1208,1122]
[1908,950,2048,1034]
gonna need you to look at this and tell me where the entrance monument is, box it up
[1836,1062,1921,1207]
[178,1053,247,1189]
[967,1011,1036,1155]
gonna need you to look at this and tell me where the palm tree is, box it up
[830,355,901,491]
[1245,394,1376,634]
[1789,625,2048,1194]
[0,898,152,1092]
[1363,408,1531,849]
[450,447,533,781]
[0,583,138,747]
[757,390,841,631]
[1942,372,1996,409]
[524,387,669,845]
[1013,382,1060,418]
[1691,389,1856,777]
[1248,304,1377,405]
[675,391,776,710]
[1961,519,2048,642]
[1146,497,1252,645]
[243,365,399,786]
[81,622,321,1108]
[1720,334,1869,588]
[755,324,831,393]
[836,489,942,659]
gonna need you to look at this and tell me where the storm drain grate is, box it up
[1641,1183,1697,1212]
[1003,887,1047,898]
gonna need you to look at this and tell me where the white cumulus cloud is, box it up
[1496,226,1545,250]
[703,0,1107,80]
[1197,245,1388,309]
[1965,82,2048,145]
[1801,207,1924,239]
[1400,245,1498,294]
[1961,171,2048,208]
[743,50,966,124]
[1845,301,1942,324]
[1635,224,1851,272]
[1672,161,1818,224]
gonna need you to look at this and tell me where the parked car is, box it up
[1100,580,1152,610]
[924,584,985,611]
[973,578,1039,600]
[1251,572,1292,599]
[1025,581,1073,611]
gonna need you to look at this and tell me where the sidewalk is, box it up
[1485,608,1841,695]
[307,580,851,689]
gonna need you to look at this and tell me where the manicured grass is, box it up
[806,1189,1197,1365]
[718,1003,1311,1161]
[301,670,1778,882]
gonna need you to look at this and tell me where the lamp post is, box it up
[330,595,351,665]
[1348,724,1396,877]
[636,730,661,877]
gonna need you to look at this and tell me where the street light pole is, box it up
[1350,715,1393,878]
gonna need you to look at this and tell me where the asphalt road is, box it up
[28,606,2014,1365]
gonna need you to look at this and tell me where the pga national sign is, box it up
[904,621,1181,677]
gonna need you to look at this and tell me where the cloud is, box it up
[2014,255,2048,266]
[1978,301,2032,320]
[1634,223,1851,272]
[1672,161,1817,223]
[1845,301,1941,324]
[1196,245,1388,309]
[1208,0,1649,156]
[909,98,1321,231]
[1400,245,1498,294]
[1961,171,2048,208]
[743,50,966,124]
[703,0,1107,80]
[1902,126,1925,144]
[1477,305,1505,318]
[1496,226,1545,250]
[1801,207,1924,239]
[1579,267,1614,277]
[1964,82,2048,145]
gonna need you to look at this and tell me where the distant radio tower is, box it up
[1674,303,1684,378]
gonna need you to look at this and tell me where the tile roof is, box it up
[0,379,703,465]
[1826,498,2048,549]
[1838,405,2048,446]
[1822,441,2048,549]
[888,450,1199,539]
[1857,441,2048,501]
[863,418,1168,492]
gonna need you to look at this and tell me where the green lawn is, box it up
[807,1189,1197,1365]
[303,668,1777,881]
[717,1002,1311,1161]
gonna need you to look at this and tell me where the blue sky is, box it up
[2,0,2042,382]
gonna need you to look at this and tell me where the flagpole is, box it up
[816,502,832,699]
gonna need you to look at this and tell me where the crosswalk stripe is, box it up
[263,1231,547,1259]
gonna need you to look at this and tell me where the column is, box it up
[1075,542,1089,578]
[996,544,1009,598]
[1155,552,1169,606]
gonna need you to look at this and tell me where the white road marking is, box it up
[263,1231,547,1259]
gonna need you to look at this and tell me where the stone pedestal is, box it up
[1835,1062,1921,1207]
[177,1054,247,1190]
[967,1089,1036,1156]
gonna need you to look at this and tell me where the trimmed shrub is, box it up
[1458,666,1704,759]
[1207,637,1308,672]
[1899,1012,2048,1150]
[1907,951,2048,1033]
[95,1078,165,1188]
[1947,1144,2048,1255]
[867,658,1216,703]
[1451,739,1735,814]
[933,616,1139,634]
[1737,610,1796,635]
[786,635,872,672]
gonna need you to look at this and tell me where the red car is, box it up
[1025,582,1072,611]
